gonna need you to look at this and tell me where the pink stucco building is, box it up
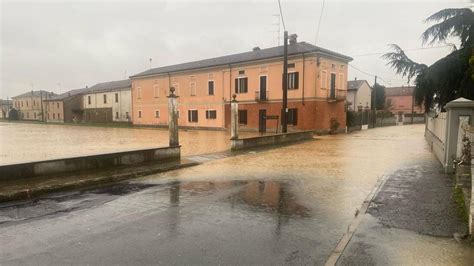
[385,86,424,115]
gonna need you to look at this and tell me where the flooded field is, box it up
[0,122,235,165]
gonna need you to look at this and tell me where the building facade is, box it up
[0,99,12,119]
[130,38,352,132]
[385,86,424,115]
[346,79,371,111]
[82,80,132,123]
[11,91,56,121]
[44,88,88,123]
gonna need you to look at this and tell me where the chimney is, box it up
[253,47,260,51]
[289,34,298,45]
[355,77,357,81]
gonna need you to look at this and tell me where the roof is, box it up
[0,99,12,105]
[445,97,474,109]
[130,41,353,78]
[87,79,131,94]
[43,87,89,101]
[347,80,370,91]
[385,86,415,97]
[12,90,57,99]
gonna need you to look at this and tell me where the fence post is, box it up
[168,87,179,147]
[231,94,239,140]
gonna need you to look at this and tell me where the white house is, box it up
[82,79,132,122]
[347,79,371,111]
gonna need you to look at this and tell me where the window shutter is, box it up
[244,78,248,93]
[235,79,238,93]
[294,72,299,89]
[294,109,298,125]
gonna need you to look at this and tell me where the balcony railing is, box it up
[255,90,269,102]
[327,89,346,102]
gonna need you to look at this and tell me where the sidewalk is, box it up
[337,157,473,265]
[0,159,199,203]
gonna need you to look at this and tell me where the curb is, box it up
[0,161,200,203]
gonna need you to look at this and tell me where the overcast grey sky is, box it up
[1,0,471,99]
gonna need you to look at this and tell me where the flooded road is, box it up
[0,122,234,165]
[0,124,471,264]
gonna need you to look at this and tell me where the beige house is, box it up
[347,79,371,111]
[11,91,56,121]
[44,88,88,123]
[82,79,132,123]
[0,99,12,119]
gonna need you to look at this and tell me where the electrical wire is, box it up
[314,0,326,45]
[277,0,286,31]
[349,64,393,86]
[352,45,453,57]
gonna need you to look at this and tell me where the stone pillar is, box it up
[231,94,239,140]
[168,87,179,147]
[444,98,474,173]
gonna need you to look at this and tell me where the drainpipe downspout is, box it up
[302,53,306,106]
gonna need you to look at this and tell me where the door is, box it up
[330,73,336,99]
[259,109,266,133]
[259,76,267,101]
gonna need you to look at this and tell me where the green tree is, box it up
[372,83,386,110]
[383,8,474,111]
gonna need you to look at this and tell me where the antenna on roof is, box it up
[149,58,152,69]
[272,14,281,45]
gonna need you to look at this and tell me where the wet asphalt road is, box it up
[0,125,472,265]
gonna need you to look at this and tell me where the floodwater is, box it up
[0,122,238,165]
[0,124,472,264]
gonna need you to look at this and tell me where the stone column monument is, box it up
[168,87,179,147]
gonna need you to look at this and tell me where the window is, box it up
[115,93,119,103]
[125,112,129,119]
[48,113,50,119]
[238,70,245,75]
[287,108,298,125]
[208,81,214,95]
[33,101,35,106]
[137,87,142,99]
[339,73,344,90]
[53,113,55,119]
[115,112,119,119]
[177,110,180,118]
[138,110,142,118]
[206,110,217,119]
[57,102,59,108]
[88,96,91,105]
[208,73,214,79]
[34,112,37,119]
[235,77,248,93]
[238,110,247,125]
[26,101,28,107]
[288,63,295,68]
[321,70,327,89]
[155,110,160,118]
[58,113,61,120]
[21,101,23,107]
[287,72,299,90]
[190,82,196,96]
[154,85,159,98]
[188,110,198,122]
[103,94,107,104]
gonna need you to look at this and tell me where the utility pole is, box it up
[372,76,377,128]
[40,90,44,122]
[411,88,415,124]
[281,31,288,133]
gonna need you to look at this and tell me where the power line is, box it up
[348,64,392,86]
[352,45,452,57]
[314,0,326,45]
[277,0,286,31]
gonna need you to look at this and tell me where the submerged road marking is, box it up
[324,174,389,266]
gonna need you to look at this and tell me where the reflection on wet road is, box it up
[0,124,472,264]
